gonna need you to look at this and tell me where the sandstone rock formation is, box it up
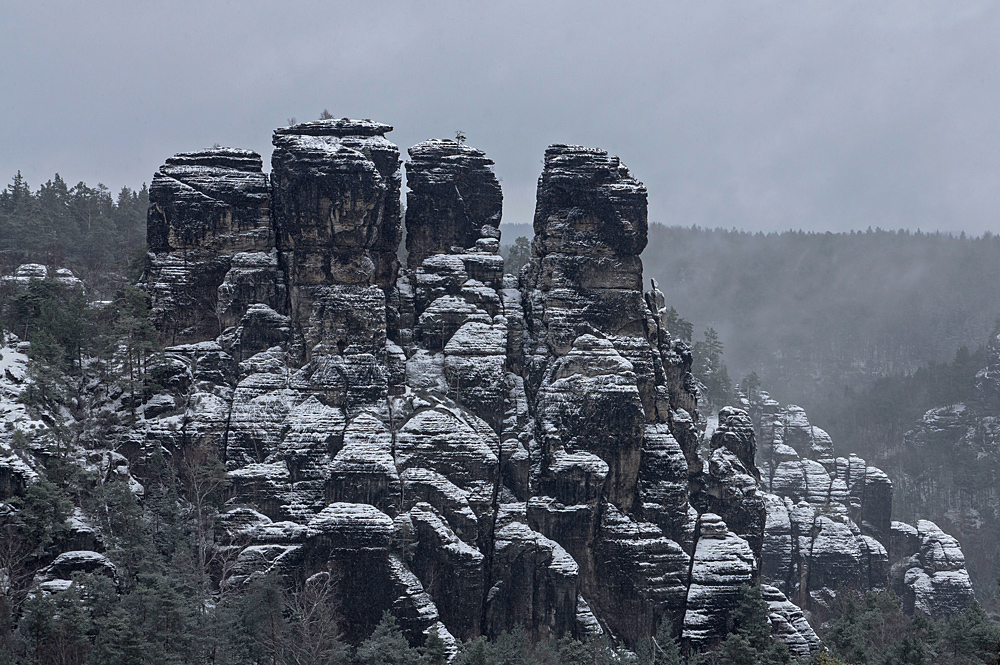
[7,119,972,657]
[890,520,976,617]
[271,119,401,351]
[744,391,973,616]
[404,139,502,269]
[143,147,280,344]
[130,132,781,651]
[1,264,84,290]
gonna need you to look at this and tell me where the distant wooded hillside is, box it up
[0,172,147,297]
[641,225,1000,430]
[502,222,1000,450]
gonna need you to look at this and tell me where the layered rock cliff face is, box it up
[6,118,977,658]
[143,148,282,344]
[404,139,502,269]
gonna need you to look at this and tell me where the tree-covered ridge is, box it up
[0,172,148,297]
[820,340,992,466]
[640,224,1000,419]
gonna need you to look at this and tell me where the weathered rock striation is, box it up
[404,139,503,269]
[143,147,281,344]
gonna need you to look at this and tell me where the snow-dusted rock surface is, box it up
[891,519,975,617]
[142,147,280,345]
[693,407,766,560]
[881,334,1000,612]
[746,391,974,617]
[130,134,821,649]
[682,513,756,643]
[760,584,821,660]
[1,264,84,291]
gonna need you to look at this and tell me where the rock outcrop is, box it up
[745,391,974,617]
[890,520,976,617]
[136,133,778,650]
[143,148,280,344]
[271,119,401,368]
[404,139,502,269]
[1,264,84,290]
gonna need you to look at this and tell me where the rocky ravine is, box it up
[0,119,976,657]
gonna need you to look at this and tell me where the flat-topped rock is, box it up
[405,139,503,268]
[274,118,393,137]
[143,146,279,344]
[531,144,647,258]
[270,117,401,367]
[162,147,264,171]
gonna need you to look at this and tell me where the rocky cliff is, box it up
[736,393,975,619]
[879,330,1000,610]
[0,118,979,658]
[142,147,281,344]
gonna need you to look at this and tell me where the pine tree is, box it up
[422,626,449,665]
[89,608,145,665]
[645,616,682,665]
[356,612,422,665]
[693,328,733,406]
[665,306,693,342]
[241,575,290,665]
[502,236,531,276]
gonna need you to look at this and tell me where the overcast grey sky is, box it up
[2,1,999,234]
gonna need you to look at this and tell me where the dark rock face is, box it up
[523,146,648,390]
[271,119,401,365]
[518,146,768,648]
[404,140,503,269]
[522,146,653,516]
[144,147,281,344]
[694,407,767,562]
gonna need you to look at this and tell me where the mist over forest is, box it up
[505,220,1000,451]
